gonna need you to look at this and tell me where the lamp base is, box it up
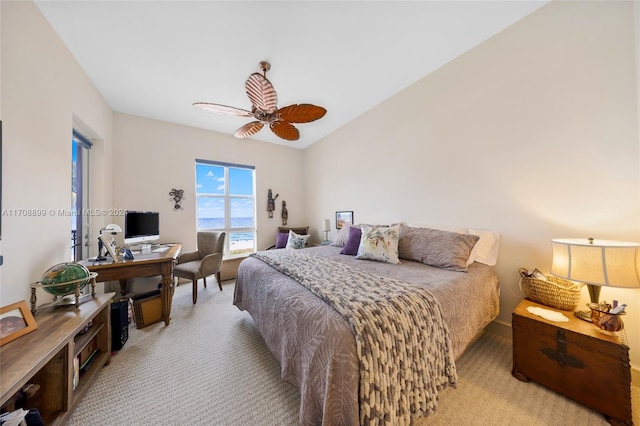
[573,310,592,322]
[573,283,602,322]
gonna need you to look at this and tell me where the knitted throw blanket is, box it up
[251,250,457,425]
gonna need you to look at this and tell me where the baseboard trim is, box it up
[485,319,640,386]
[485,319,512,339]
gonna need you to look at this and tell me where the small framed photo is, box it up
[99,234,121,263]
[335,211,354,229]
[0,301,38,346]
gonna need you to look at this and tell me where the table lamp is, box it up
[322,219,331,245]
[550,237,640,321]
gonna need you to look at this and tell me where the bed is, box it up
[233,225,500,425]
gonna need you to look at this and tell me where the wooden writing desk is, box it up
[80,244,181,326]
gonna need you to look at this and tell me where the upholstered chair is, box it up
[174,231,226,304]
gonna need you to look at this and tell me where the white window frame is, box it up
[195,159,256,258]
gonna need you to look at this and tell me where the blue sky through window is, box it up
[229,168,253,195]
[196,163,254,219]
[196,164,224,195]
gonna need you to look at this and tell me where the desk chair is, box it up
[174,231,226,304]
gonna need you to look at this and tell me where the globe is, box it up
[40,262,91,297]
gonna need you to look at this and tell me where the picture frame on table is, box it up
[335,211,354,229]
[0,300,38,346]
[99,234,121,263]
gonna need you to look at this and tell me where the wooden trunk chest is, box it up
[512,299,632,426]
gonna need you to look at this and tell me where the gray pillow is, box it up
[398,225,479,271]
[332,224,354,247]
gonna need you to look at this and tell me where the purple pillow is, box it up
[275,232,289,249]
[340,226,362,256]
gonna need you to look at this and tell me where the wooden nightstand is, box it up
[512,299,632,426]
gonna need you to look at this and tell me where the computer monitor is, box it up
[124,211,160,245]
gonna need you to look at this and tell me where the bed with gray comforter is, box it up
[233,244,500,425]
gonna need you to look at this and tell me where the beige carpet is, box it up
[67,281,638,425]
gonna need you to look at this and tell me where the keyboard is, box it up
[152,246,169,253]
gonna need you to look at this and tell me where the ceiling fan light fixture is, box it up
[193,62,326,141]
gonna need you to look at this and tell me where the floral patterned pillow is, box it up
[355,224,401,264]
[286,230,310,249]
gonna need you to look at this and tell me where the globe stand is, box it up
[30,273,97,314]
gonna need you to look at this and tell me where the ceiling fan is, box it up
[193,61,327,141]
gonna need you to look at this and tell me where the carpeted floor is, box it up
[67,281,637,425]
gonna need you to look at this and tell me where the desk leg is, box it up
[119,279,128,297]
[160,272,174,326]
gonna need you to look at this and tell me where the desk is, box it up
[80,244,181,326]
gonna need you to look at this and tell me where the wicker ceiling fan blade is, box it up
[245,73,278,113]
[234,121,264,138]
[193,102,252,117]
[270,121,300,141]
[277,104,327,123]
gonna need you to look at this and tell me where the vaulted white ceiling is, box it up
[35,1,548,149]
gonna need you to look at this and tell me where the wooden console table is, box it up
[0,293,114,425]
[80,244,181,326]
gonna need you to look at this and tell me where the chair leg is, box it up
[217,272,222,291]
[203,276,207,289]
[192,279,198,304]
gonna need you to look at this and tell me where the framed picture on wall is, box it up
[335,211,354,229]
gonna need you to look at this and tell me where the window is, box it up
[195,159,256,257]
[72,130,92,261]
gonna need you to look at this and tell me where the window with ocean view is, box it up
[195,159,256,257]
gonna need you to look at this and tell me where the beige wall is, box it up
[0,1,305,305]
[0,1,114,304]
[111,113,305,254]
[304,1,640,369]
[2,0,639,376]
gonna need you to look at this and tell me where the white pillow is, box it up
[464,228,500,266]
[355,224,401,264]
[286,230,310,249]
